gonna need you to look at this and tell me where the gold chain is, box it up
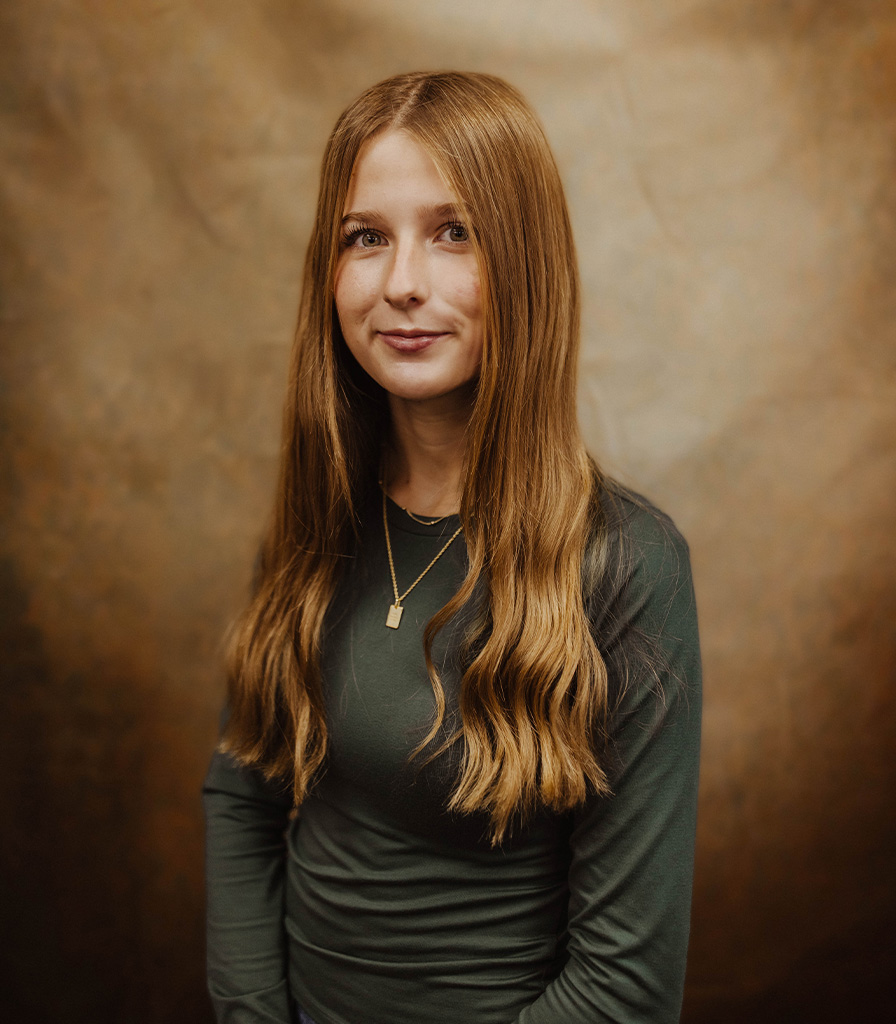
[403,506,449,526]
[382,486,463,629]
[378,478,449,526]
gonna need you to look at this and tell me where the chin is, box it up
[388,380,478,406]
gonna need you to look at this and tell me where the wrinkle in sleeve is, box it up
[203,748,295,1024]
[517,511,702,1024]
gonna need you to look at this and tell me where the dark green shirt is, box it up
[204,486,702,1024]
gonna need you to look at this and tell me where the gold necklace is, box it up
[382,487,463,629]
[377,479,449,526]
[403,506,449,526]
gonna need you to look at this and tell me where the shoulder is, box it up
[601,480,692,588]
[585,479,700,702]
[586,479,694,610]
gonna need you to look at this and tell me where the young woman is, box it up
[203,71,701,1024]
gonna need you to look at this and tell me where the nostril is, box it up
[385,293,421,308]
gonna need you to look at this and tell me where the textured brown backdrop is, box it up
[2,2,894,1022]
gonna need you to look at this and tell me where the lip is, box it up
[377,328,447,352]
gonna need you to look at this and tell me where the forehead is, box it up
[342,130,458,212]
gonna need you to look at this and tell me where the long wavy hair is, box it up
[223,71,611,842]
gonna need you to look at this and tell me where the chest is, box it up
[319,511,470,807]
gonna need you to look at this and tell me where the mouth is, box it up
[377,328,447,352]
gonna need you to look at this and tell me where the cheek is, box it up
[451,268,483,323]
[333,264,372,324]
[332,265,347,320]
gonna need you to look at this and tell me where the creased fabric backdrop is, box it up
[2,2,894,1022]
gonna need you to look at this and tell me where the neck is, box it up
[384,391,472,517]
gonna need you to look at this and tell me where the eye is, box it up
[443,222,470,244]
[341,225,385,250]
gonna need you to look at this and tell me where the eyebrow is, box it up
[341,203,464,225]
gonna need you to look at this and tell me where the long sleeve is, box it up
[203,747,295,1024]
[517,504,702,1024]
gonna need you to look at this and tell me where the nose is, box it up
[383,238,428,308]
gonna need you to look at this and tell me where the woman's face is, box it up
[334,130,483,409]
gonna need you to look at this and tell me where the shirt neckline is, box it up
[384,493,462,538]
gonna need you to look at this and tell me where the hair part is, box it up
[222,71,611,843]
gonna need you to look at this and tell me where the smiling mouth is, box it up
[377,329,447,352]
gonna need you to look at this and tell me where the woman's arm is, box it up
[518,505,702,1024]
[203,747,295,1024]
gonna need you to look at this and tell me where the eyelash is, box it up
[443,221,470,243]
[339,221,470,249]
[340,222,379,249]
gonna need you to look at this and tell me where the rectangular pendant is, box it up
[386,604,403,629]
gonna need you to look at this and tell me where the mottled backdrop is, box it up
[1,2,894,1022]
